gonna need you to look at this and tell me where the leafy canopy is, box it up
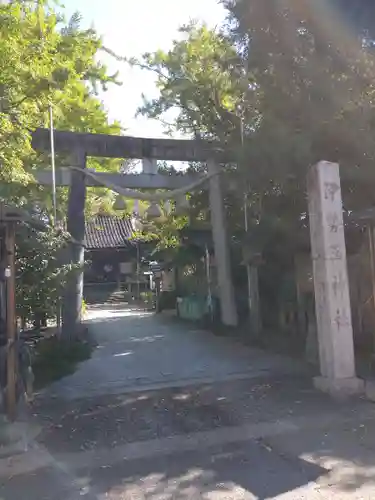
[134,0,375,278]
[135,23,253,145]
[0,0,129,323]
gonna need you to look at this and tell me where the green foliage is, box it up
[134,23,252,144]
[0,0,128,323]
[15,224,75,325]
[131,211,189,253]
[136,2,375,267]
[33,336,93,389]
[81,297,87,317]
[140,290,154,306]
[0,0,122,212]
[225,1,375,195]
[133,24,259,250]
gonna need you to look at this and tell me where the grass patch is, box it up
[33,336,94,389]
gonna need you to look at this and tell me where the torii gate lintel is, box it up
[31,128,233,163]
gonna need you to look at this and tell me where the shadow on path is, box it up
[38,306,305,401]
[74,440,327,500]
[4,306,375,499]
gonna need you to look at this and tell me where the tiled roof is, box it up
[84,215,136,250]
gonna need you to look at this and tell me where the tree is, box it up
[0,0,122,213]
[134,22,302,247]
[15,224,74,328]
[0,0,127,327]
[224,0,375,203]
[134,23,253,144]
[127,1,375,331]
[133,24,261,243]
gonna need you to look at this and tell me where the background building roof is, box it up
[84,215,136,250]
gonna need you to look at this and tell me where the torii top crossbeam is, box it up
[32,128,233,163]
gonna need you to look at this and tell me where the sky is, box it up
[61,0,227,139]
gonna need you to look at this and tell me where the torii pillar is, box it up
[208,159,238,327]
[307,161,363,396]
[62,150,87,338]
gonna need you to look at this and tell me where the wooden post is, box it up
[62,150,87,339]
[6,222,17,421]
[249,265,261,336]
[294,255,307,335]
[155,275,161,313]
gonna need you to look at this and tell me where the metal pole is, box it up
[49,104,62,329]
[6,222,17,422]
[136,242,140,300]
[155,277,161,313]
[49,104,57,226]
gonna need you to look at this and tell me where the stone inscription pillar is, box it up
[307,161,363,396]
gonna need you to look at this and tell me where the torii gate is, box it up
[32,128,239,335]
[32,129,367,397]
